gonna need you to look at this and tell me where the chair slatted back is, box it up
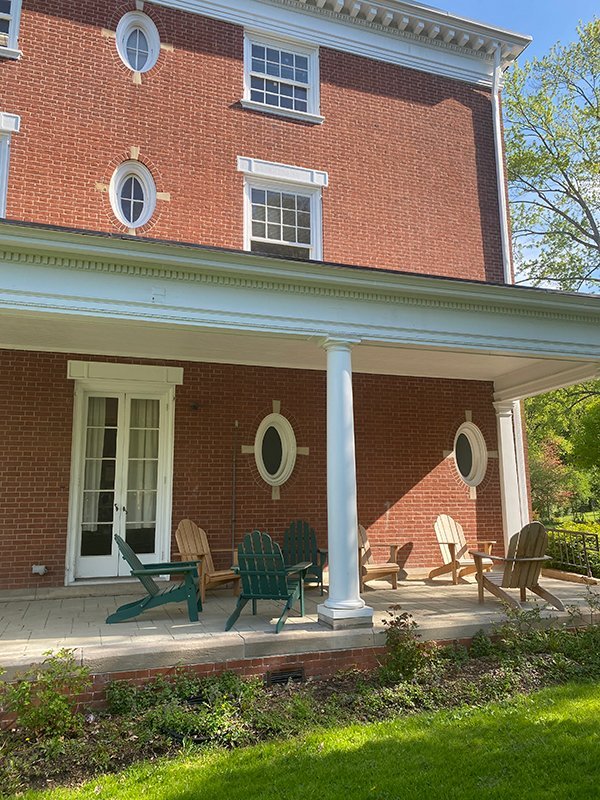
[238,531,289,599]
[358,524,374,567]
[502,522,547,589]
[434,515,468,563]
[175,519,215,575]
[283,520,318,566]
[115,535,159,597]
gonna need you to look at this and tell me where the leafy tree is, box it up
[504,19,600,291]
[572,399,600,469]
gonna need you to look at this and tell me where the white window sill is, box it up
[240,99,324,125]
[0,46,22,60]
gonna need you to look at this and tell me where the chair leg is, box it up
[391,571,398,589]
[428,563,452,581]
[478,574,484,604]
[520,586,527,602]
[451,561,458,585]
[252,599,257,615]
[225,597,248,631]
[106,597,147,624]
[299,580,305,617]
[530,584,566,612]
[184,574,200,622]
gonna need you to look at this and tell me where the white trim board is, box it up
[147,0,530,87]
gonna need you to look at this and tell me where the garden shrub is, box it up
[379,605,430,683]
[0,649,91,737]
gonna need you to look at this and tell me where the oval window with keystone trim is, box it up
[116,11,160,74]
[453,422,488,487]
[254,413,297,486]
[109,161,156,229]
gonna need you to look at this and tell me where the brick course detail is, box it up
[1,0,504,283]
[0,349,504,590]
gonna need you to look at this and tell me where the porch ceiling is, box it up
[1,220,599,400]
[0,307,592,395]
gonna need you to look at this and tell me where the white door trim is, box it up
[64,364,181,585]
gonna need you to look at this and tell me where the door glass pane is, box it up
[80,397,118,557]
[126,399,159,553]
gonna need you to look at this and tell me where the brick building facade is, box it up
[1,0,599,630]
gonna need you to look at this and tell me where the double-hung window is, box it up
[0,112,20,217]
[0,0,22,58]
[242,33,323,124]
[238,156,328,261]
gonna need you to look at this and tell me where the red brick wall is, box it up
[0,349,504,590]
[0,1,503,282]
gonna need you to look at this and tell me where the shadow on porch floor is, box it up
[0,575,595,680]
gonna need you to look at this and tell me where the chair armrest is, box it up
[468,540,495,554]
[469,550,504,562]
[285,561,312,574]
[132,564,198,576]
[154,560,199,570]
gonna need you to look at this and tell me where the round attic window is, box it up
[453,422,488,487]
[254,413,297,486]
[116,12,160,74]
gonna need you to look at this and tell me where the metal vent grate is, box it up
[266,666,305,686]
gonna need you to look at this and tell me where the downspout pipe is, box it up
[491,46,513,285]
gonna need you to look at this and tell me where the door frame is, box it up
[64,361,183,585]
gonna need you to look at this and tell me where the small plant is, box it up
[0,649,91,737]
[379,605,428,683]
[469,629,495,658]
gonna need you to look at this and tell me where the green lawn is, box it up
[17,683,600,800]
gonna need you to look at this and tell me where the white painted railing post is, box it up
[318,338,373,629]
[494,400,524,551]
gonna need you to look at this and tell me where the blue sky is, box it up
[434,0,598,61]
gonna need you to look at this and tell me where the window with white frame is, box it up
[242,32,322,123]
[453,422,488,488]
[109,161,157,229]
[238,156,327,260]
[0,0,22,57]
[0,112,20,217]
[115,11,160,74]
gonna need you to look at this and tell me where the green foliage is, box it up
[524,380,600,521]
[379,605,431,683]
[145,698,251,748]
[106,670,260,716]
[0,648,91,737]
[469,629,495,658]
[504,18,600,291]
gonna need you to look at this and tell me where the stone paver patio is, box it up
[0,574,596,679]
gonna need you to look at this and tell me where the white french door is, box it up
[72,391,169,579]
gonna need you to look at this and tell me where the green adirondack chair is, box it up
[282,519,327,595]
[225,530,312,634]
[106,535,202,624]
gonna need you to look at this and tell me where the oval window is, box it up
[453,422,488,487]
[109,161,157,229]
[116,12,160,74]
[254,413,297,487]
[126,28,150,71]
[262,425,283,476]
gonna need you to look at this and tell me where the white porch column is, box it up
[512,400,530,527]
[494,401,524,550]
[318,338,373,629]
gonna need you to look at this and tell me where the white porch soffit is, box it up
[151,0,531,85]
[0,220,599,403]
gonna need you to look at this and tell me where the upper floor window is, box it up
[116,11,160,74]
[242,33,323,125]
[0,112,20,217]
[109,161,156,230]
[238,156,328,261]
[0,0,22,58]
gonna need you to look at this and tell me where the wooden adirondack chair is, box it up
[106,535,201,624]
[175,519,240,603]
[358,524,400,590]
[428,514,495,585]
[470,522,565,611]
[225,530,312,634]
[282,520,327,595]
